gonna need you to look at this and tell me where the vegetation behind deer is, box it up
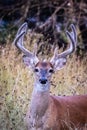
[0,34,87,130]
[0,0,87,129]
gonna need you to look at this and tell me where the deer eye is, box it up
[34,68,39,72]
[49,69,54,73]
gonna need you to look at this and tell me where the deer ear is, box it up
[22,55,39,68]
[23,55,34,67]
[53,57,67,71]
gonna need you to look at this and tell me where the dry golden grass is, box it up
[0,37,87,130]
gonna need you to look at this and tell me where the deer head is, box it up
[14,22,77,90]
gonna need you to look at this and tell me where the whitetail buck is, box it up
[14,23,87,130]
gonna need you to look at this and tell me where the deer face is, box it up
[34,62,54,85]
[14,22,77,91]
[22,55,67,91]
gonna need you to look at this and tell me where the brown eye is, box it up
[49,69,54,73]
[34,68,39,72]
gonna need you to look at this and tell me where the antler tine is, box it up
[50,47,58,63]
[16,22,28,36]
[14,22,34,57]
[57,24,77,58]
[70,24,77,47]
[15,22,28,47]
[52,24,77,63]
[14,32,34,57]
[33,42,38,56]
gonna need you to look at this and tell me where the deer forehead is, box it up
[35,62,53,69]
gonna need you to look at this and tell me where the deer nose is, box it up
[39,79,47,84]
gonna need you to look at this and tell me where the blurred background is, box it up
[0,0,87,130]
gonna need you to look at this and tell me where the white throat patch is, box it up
[34,82,50,92]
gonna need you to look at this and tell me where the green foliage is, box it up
[0,24,17,44]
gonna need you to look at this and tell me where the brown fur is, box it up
[25,62,87,130]
[35,62,54,69]
[26,91,87,130]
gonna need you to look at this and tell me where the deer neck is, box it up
[30,82,50,118]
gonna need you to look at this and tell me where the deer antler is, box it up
[14,22,39,65]
[14,23,39,58]
[51,24,77,63]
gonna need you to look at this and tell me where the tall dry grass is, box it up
[0,36,87,130]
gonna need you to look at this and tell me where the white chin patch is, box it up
[35,83,49,92]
